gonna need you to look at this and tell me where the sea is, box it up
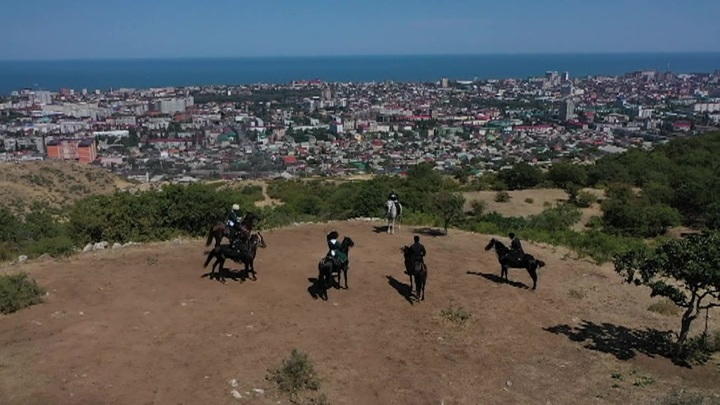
[1,53,720,95]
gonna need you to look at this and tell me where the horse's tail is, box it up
[537,260,546,269]
[205,225,215,247]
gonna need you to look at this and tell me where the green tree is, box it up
[433,192,466,235]
[547,162,587,189]
[614,232,720,348]
[497,163,544,190]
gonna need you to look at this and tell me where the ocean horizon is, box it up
[1,52,720,95]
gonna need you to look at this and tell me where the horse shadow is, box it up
[466,271,529,290]
[386,275,415,305]
[413,227,446,237]
[201,267,251,283]
[544,320,690,368]
[373,225,389,233]
[307,277,328,301]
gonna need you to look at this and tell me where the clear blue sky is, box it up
[2,0,719,60]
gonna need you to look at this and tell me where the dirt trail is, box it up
[0,222,717,405]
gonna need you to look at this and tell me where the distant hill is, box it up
[0,161,136,213]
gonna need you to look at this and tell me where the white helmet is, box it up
[232,204,240,211]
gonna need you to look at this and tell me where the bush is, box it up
[0,273,45,314]
[470,200,486,217]
[648,299,681,316]
[28,236,76,258]
[267,349,324,404]
[495,191,511,202]
[441,305,471,324]
[574,191,597,208]
[524,197,534,204]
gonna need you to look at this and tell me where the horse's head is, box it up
[243,212,261,227]
[248,232,267,250]
[341,236,355,250]
[484,238,497,251]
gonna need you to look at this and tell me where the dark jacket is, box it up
[228,210,241,226]
[511,237,523,252]
[410,241,426,262]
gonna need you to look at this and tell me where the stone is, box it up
[112,242,122,249]
[18,255,28,263]
[93,242,108,251]
[83,243,94,253]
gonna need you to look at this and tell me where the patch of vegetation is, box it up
[568,288,586,299]
[266,349,326,404]
[648,299,682,316]
[495,191,511,203]
[441,305,471,324]
[469,200,486,217]
[574,191,597,208]
[615,232,720,353]
[524,197,534,204]
[633,375,656,388]
[0,273,45,314]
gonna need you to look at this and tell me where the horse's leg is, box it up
[528,264,538,290]
[343,265,348,289]
[409,271,414,295]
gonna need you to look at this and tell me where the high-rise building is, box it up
[560,99,575,121]
[33,91,53,105]
[441,78,449,88]
[45,138,97,163]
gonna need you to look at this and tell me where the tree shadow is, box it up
[466,271,529,289]
[413,227,446,237]
[386,275,414,305]
[307,277,327,301]
[544,320,690,368]
[201,267,250,283]
[373,225,389,233]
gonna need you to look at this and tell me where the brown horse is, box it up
[205,212,262,248]
[401,245,427,301]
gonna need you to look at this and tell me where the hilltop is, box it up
[1,221,717,404]
[0,161,135,213]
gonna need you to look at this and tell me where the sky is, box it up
[1,0,719,60]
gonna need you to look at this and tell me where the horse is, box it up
[205,212,262,248]
[484,238,545,290]
[385,200,403,234]
[203,232,267,283]
[401,246,427,301]
[317,236,355,293]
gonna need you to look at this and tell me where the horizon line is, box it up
[2,50,720,63]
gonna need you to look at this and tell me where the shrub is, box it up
[648,299,681,316]
[441,305,471,324]
[495,191,511,202]
[524,197,534,204]
[28,236,76,258]
[574,191,597,208]
[470,200,486,217]
[267,349,323,403]
[0,273,45,314]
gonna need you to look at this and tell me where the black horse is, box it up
[484,238,545,290]
[203,233,267,283]
[205,212,262,248]
[401,246,427,301]
[317,236,355,293]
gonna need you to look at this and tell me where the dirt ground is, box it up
[1,222,718,405]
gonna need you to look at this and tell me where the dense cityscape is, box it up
[1,68,720,183]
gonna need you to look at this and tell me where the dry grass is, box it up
[0,161,134,212]
[463,188,605,229]
[648,299,682,317]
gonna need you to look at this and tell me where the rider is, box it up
[226,204,243,241]
[326,231,347,268]
[409,235,426,264]
[508,232,524,262]
[388,191,399,203]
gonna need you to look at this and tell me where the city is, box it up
[2,68,719,183]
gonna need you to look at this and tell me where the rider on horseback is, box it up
[326,231,347,268]
[226,204,245,245]
[508,232,524,263]
[389,191,399,203]
[410,235,426,264]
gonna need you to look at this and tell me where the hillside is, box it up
[1,222,717,404]
[0,161,135,212]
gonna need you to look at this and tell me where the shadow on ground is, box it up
[544,320,690,367]
[386,275,415,305]
[413,227,446,237]
[201,267,250,283]
[466,271,529,289]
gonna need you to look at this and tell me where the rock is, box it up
[228,379,238,387]
[112,242,122,249]
[18,255,28,263]
[252,388,265,395]
[230,389,242,399]
[506,380,512,387]
[173,239,181,245]
[38,253,53,260]
[93,242,108,251]
[83,243,94,253]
